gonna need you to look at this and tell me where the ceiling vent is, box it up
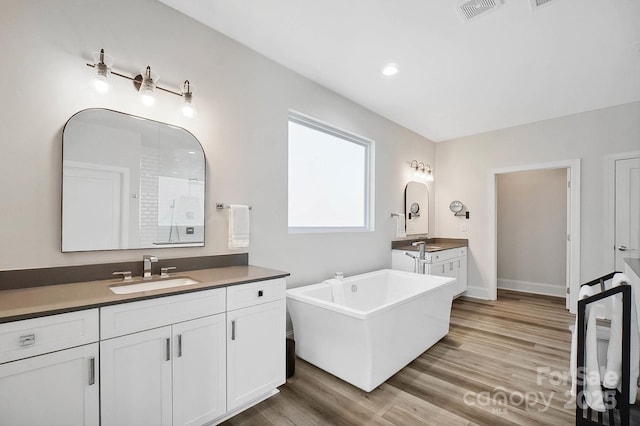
[456,0,502,22]
[529,0,556,10]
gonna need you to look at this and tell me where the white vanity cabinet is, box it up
[226,279,286,412]
[100,278,286,426]
[0,309,100,426]
[100,288,227,426]
[425,248,467,295]
[392,247,468,295]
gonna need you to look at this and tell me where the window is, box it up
[288,111,374,233]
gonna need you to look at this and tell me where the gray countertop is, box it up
[391,237,468,253]
[0,265,289,324]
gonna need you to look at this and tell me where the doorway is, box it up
[488,159,581,312]
[496,169,568,300]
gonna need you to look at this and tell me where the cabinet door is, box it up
[227,299,286,411]
[456,256,468,294]
[100,326,172,426]
[427,260,448,276]
[0,343,99,426]
[173,314,226,426]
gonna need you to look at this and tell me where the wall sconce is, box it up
[410,160,434,182]
[87,48,197,118]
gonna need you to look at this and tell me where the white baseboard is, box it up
[498,278,565,297]
[463,285,493,300]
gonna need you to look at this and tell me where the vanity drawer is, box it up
[426,247,467,263]
[227,279,286,311]
[100,287,226,339]
[0,309,99,364]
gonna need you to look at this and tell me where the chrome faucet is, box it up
[405,241,427,274]
[143,255,158,279]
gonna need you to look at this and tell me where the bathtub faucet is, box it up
[405,241,427,274]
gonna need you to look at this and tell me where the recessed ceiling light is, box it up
[381,63,399,77]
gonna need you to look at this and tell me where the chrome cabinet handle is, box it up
[89,357,95,385]
[178,334,182,357]
[231,320,236,341]
[19,334,35,347]
[617,246,636,252]
[165,338,171,361]
[441,264,445,274]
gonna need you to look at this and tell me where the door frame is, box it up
[488,159,581,312]
[605,151,640,271]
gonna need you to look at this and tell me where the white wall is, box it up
[435,101,640,299]
[497,169,567,296]
[0,0,435,288]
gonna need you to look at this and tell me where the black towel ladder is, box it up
[575,272,632,426]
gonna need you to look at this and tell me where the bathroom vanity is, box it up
[391,238,468,295]
[0,265,288,426]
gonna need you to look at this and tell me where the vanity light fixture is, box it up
[86,48,197,117]
[410,160,434,182]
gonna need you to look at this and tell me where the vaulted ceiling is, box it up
[158,0,640,141]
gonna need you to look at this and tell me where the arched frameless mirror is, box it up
[404,181,429,235]
[62,108,205,252]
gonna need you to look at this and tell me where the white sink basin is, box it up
[425,245,443,250]
[109,277,200,294]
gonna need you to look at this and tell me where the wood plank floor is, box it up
[222,290,576,426]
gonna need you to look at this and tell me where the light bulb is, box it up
[182,103,195,118]
[93,74,110,94]
[141,91,155,106]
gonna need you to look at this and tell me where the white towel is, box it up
[604,273,640,403]
[570,285,606,411]
[228,205,250,248]
[394,214,406,238]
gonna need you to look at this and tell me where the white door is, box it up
[173,314,227,426]
[100,327,172,426]
[615,157,640,271]
[62,164,124,251]
[227,300,286,411]
[0,343,99,426]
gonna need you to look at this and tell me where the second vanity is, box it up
[391,238,468,295]
[0,264,289,426]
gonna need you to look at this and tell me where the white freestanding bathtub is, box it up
[286,269,456,392]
